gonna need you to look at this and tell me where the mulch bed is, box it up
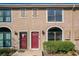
[42,51,79,56]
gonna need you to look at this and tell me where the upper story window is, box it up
[32,8,38,17]
[48,9,62,22]
[0,8,11,22]
[21,8,27,17]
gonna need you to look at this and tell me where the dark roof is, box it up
[0,3,79,8]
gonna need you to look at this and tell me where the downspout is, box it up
[71,3,75,42]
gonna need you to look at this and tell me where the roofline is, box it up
[0,3,79,8]
[0,3,79,4]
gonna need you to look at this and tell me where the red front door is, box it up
[20,32,27,49]
[31,32,39,49]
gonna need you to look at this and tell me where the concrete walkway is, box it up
[12,50,42,56]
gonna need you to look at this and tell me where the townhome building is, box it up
[0,3,79,55]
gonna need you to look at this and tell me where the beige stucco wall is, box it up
[0,8,79,50]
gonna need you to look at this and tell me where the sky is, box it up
[0,0,79,3]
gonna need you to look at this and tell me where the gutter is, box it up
[0,3,79,8]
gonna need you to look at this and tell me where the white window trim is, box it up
[46,26,64,41]
[46,9,64,23]
[32,8,38,18]
[20,8,27,18]
[0,9,12,23]
[30,30,40,50]
[0,26,13,48]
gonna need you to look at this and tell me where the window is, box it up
[48,9,62,22]
[21,8,27,17]
[48,27,62,41]
[0,33,3,47]
[0,9,11,22]
[4,32,11,47]
[0,32,11,47]
[0,10,3,22]
[32,8,38,17]
[0,27,11,47]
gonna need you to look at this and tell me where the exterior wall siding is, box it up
[0,8,79,50]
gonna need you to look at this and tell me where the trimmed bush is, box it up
[43,41,75,53]
[0,48,17,56]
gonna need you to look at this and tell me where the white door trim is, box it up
[18,30,28,49]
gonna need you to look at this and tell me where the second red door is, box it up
[31,32,39,49]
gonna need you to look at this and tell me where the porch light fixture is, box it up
[42,30,45,35]
[15,31,18,35]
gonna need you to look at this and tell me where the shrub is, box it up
[0,48,17,56]
[43,41,75,53]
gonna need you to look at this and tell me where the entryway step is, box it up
[12,50,42,56]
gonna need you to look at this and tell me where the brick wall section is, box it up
[0,8,79,50]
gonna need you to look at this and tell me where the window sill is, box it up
[19,16,28,18]
[0,22,11,23]
[47,21,64,23]
[0,22,12,25]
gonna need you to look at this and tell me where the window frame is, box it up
[48,31,62,41]
[20,8,27,17]
[3,32,11,47]
[32,8,38,17]
[47,8,64,23]
[0,8,11,22]
[0,32,3,47]
[0,32,11,47]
